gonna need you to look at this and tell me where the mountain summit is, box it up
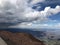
[0,31,44,45]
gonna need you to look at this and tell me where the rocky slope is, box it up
[0,31,44,45]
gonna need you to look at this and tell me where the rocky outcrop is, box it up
[0,31,45,45]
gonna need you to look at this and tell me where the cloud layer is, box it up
[0,0,60,29]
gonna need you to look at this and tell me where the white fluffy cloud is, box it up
[30,0,45,5]
[24,5,60,21]
[0,0,60,28]
[9,22,60,29]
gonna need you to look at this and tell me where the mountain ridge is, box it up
[0,31,45,45]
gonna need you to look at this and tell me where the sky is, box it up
[0,0,60,29]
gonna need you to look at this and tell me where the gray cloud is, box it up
[0,0,60,28]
